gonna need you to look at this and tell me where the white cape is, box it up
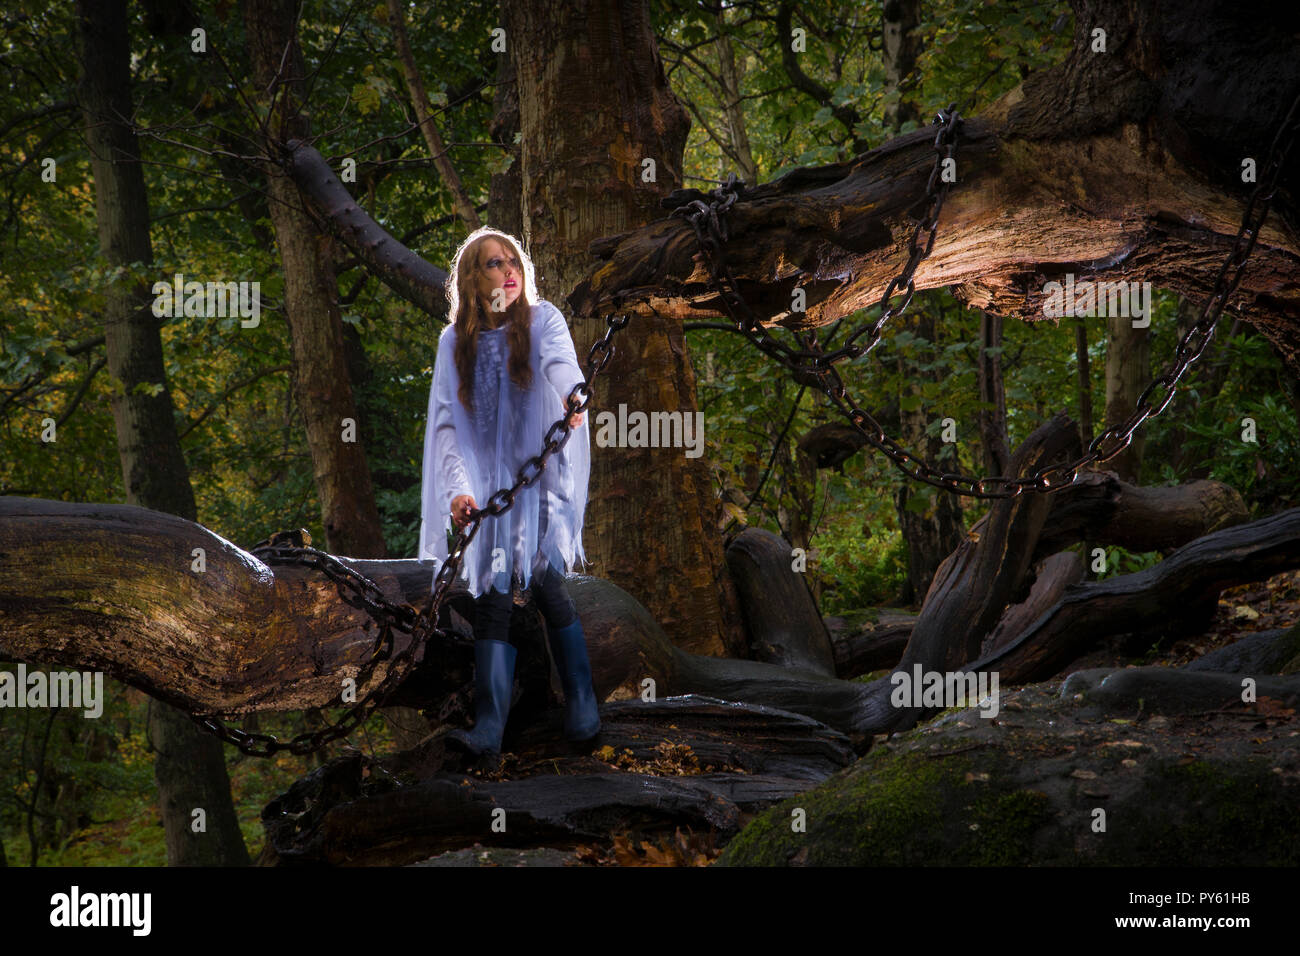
[418,299,590,596]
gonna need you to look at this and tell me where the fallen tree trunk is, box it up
[1030,473,1248,562]
[567,0,1300,371]
[0,496,475,714]
[7,493,1297,751]
[724,527,836,677]
[975,507,1300,683]
[825,609,916,678]
[0,496,888,747]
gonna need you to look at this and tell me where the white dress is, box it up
[418,299,591,597]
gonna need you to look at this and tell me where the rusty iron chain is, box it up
[189,539,457,757]
[194,91,1298,754]
[672,94,1300,498]
[192,311,633,757]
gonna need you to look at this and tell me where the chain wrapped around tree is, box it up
[668,91,1300,499]
[191,312,630,756]
[191,88,1298,757]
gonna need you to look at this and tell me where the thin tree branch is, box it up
[176,364,291,440]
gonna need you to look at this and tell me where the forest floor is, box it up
[407,569,1300,866]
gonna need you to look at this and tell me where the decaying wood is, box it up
[723,527,836,676]
[975,507,1300,683]
[1031,473,1248,562]
[825,609,917,678]
[0,496,468,714]
[260,697,855,866]
[568,0,1300,372]
[982,550,1086,656]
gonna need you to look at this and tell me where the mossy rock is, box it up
[717,679,1300,866]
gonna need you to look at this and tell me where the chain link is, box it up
[196,91,1298,754]
[672,94,1300,498]
[193,309,635,756]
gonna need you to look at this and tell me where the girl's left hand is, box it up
[570,411,584,427]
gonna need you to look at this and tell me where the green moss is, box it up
[718,745,1299,866]
[1087,758,1300,865]
[1275,622,1300,675]
[718,748,1056,866]
[966,789,1056,864]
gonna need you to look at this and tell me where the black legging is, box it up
[475,559,576,643]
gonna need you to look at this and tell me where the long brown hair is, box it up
[446,228,535,414]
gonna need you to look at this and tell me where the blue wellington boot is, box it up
[447,639,517,755]
[546,616,602,741]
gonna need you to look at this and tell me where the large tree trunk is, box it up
[571,0,1300,375]
[241,0,386,559]
[75,0,249,867]
[502,0,744,657]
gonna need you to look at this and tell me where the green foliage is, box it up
[0,669,408,866]
[2,0,1295,864]
[1094,544,1163,580]
[817,521,910,614]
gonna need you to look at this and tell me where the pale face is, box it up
[475,238,522,316]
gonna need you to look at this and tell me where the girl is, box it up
[419,226,600,755]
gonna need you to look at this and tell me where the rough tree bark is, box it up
[571,0,1300,374]
[500,0,745,658]
[76,0,248,866]
[241,0,387,559]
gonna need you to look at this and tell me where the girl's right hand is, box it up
[450,494,477,530]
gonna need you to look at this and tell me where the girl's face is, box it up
[475,237,522,315]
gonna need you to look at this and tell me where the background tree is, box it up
[74,0,248,865]
[3,0,1299,864]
